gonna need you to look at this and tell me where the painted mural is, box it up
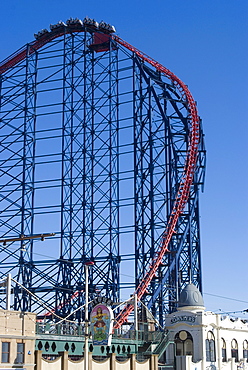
[90,304,114,346]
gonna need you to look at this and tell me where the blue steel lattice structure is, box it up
[0,21,206,326]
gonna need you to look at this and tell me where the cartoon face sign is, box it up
[90,304,113,346]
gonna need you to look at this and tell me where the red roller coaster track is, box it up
[0,25,200,328]
[111,35,200,328]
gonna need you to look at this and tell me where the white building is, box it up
[163,283,248,370]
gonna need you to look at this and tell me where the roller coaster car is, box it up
[83,17,99,29]
[34,29,50,40]
[50,21,67,31]
[98,21,116,34]
[66,18,83,28]
[89,32,117,53]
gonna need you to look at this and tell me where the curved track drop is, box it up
[0,19,206,327]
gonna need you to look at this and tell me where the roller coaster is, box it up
[0,17,206,328]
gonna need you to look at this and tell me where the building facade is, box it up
[164,284,248,369]
[0,287,248,370]
[0,309,36,369]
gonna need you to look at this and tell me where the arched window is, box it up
[175,331,193,357]
[205,331,216,362]
[243,340,248,362]
[231,339,238,362]
[221,338,227,362]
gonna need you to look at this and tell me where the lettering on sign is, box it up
[92,296,113,307]
[170,315,196,324]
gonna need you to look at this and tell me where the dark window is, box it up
[243,340,248,362]
[222,348,227,362]
[231,339,238,362]
[231,349,238,362]
[16,343,25,364]
[206,339,216,362]
[2,342,10,363]
[244,349,248,361]
[206,332,216,362]
[210,339,216,362]
[221,338,227,362]
[206,339,210,362]
[175,331,193,357]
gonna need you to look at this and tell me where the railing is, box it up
[36,322,165,343]
[36,322,84,336]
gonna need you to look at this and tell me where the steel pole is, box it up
[84,264,89,370]
[6,274,11,310]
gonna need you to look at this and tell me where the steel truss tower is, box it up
[0,21,206,326]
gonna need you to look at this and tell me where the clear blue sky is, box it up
[0,0,247,317]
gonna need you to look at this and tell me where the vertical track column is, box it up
[133,59,154,297]
[57,32,88,316]
[82,40,96,299]
[15,44,37,311]
[106,43,120,302]
[82,38,120,302]
[57,33,74,316]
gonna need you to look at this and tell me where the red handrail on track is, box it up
[112,35,200,328]
[0,29,200,328]
[0,31,66,74]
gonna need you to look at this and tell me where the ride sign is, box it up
[90,304,114,346]
[170,315,196,324]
